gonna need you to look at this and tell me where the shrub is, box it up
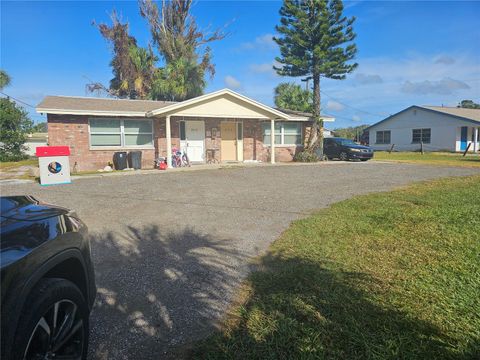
[293,150,319,162]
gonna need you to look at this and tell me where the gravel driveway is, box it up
[2,162,478,359]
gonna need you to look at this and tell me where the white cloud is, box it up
[224,75,241,89]
[435,55,455,65]
[352,115,361,122]
[401,77,470,95]
[249,63,274,74]
[355,73,383,85]
[326,100,345,112]
[240,33,276,51]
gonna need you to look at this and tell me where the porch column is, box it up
[166,115,172,168]
[474,127,479,153]
[270,118,275,164]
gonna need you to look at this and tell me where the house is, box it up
[365,105,480,152]
[36,89,335,171]
[24,132,48,156]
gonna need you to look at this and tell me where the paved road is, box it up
[2,162,478,359]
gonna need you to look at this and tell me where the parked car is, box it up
[323,137,374,161]
[1,196,95,360]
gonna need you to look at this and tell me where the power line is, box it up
[320,90,386,118]
[0,91,36,109]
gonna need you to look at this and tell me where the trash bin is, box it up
[36,146,71,186]
[128,151,142,170]
[113,152,128,170]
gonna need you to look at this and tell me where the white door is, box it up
[185,121,205,162]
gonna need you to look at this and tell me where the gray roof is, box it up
[422,106,480,123]
[37,96,175,114]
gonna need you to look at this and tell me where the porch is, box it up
[154,117,307,166]
[457,125,480,152]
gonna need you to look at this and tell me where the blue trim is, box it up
[365,105,480,131]
[40,181,72,186]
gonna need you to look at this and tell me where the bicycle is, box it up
[171,147,191,167]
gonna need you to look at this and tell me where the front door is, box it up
[460,126,468,151]
[185,121,205,162]
[221,122,237,161]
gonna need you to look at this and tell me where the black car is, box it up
[1,196,95,360]
[323,137,374,161]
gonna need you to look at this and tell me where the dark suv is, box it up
[323,137,374,161]
[1,196,96,360]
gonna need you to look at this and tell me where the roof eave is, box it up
[36,108,147,117]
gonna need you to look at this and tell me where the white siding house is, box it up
[366,106,480,152]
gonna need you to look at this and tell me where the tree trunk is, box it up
[307,74,324,158]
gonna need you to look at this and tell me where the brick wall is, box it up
[48,114,311,170]
[47,114,156,171]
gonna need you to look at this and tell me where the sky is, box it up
[1,0,479,128]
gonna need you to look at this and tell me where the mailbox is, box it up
[36,146,71,186]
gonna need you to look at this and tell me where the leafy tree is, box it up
[89,11,157,99]
[0,70,11,90]
[332,124,369,141]
[32,122,48,132]
[139,0,226,101]
[274,0,357,156]
[274,82,312,112]
[457,100,480,109]
[0,98,33,161]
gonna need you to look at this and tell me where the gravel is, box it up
[1,161,478,359]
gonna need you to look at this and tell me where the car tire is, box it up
[12,278,89,360]
[339,152,349,161]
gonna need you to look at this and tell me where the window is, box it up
[90,119,121,146]
[262,122,302,145]
[179,121,186,141]
[376,130,391,144]
[89,119,153,147]
[412,128,431,143]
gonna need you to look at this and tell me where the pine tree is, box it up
[274,0,357,156]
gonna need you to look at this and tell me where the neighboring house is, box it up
[24,132,48,156]
[36,89,335,171]
[365,105,480,152]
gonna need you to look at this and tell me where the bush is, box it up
[0,97,33,161]
[0,152,30,162]
[293,150,319,162]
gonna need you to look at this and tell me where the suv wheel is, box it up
[339,152,349,161]
[13,278,89,360]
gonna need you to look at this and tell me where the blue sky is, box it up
[1,0,479,128]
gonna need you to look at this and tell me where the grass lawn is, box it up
[374,151,480,168]
[0,158,37,170]
[194,176,480,359]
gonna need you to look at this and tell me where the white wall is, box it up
[24,140,47,156]
[368,107,478,152]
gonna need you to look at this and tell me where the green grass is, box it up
[0,158,37,170]
[374,151,480,168]
[194,176,480,359]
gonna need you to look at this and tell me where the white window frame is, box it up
[89,118,154,150]
[412,128,431,144]
[376,130,391,144]
[263,122,303,147]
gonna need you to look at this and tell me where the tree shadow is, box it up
[87,225,248,359]
[194,253,480,360]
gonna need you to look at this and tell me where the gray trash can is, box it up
[128,151,142,170]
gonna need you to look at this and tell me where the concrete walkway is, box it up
[1,162,478,359]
